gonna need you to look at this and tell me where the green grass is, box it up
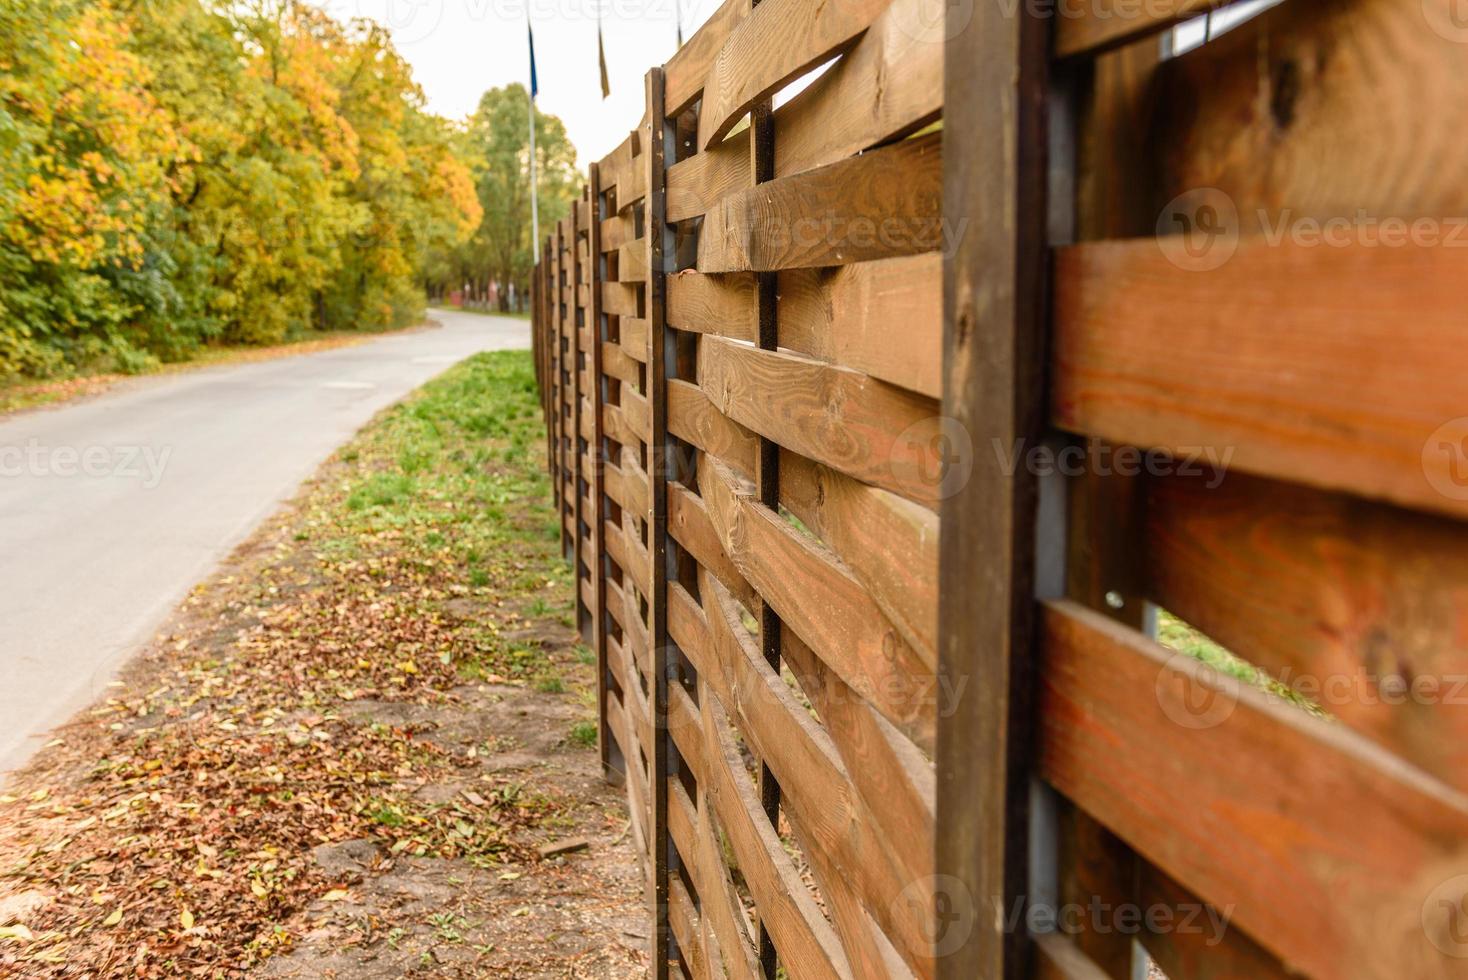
[1157,610,1322,715]
[568,721,598,748]
[325,350,571,680]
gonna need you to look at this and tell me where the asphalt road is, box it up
[0,309,529,774]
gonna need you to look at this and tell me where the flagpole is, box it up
[527,19,540,265]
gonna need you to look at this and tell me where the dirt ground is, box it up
[0,353,647,978]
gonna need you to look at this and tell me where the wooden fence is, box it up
[532,0,1468,977]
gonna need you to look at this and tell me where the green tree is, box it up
[453,85,579,312]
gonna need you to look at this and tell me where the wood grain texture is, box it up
[1146,469,1468,793]
[603,281,640,318]
[773,0,941,178]
[620,316,649,363]
[665,679,853,980]
[674,573,935,976]
[699,455,936,750]
[667,270,756,340]
[938,0,1048,974]
[1151,0,1468,227]
[665,0,752,114]
[697,0,889,148]
[667,877,713,980]
[667,377,759,477]
[778,254,941,398]
[667,127,752,223]
[698,336,942,508]
[666,481,759,612]
[780,450,937,670]
[1053,239,1468,518]
[698,132,942,273]
[667,780,762,980]
[1040,600,1468,980]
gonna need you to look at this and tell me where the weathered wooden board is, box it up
[773,0,941,178]
[1146,469,1468,793]
[778,254,941,398]
[698,132,942,273]
[1053,240,1468,518]
[698,337,942,508]
[697,0,889,148]
[1041,600,1468,980]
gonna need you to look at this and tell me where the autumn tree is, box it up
[0,0,482,378]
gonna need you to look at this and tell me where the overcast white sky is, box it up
[304,0,1287,169]
[308,0,721,168]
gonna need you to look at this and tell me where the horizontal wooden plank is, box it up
[667,271,755,340]
[602,341,639,385]
[1148,0,1468,233]
[773,0,940,178]
[597,133,636,197]
[602,403,638,453]
[665,0,752,114]
[779,253,940,398]
[699,132,942,273]
[668,876,712,980]
[1053,240,1468,518]
[600,213,633,254]
[1055,0,1218,58]
[698,0,889,148]
[618,239,648,283]
[667,127,752,223]
[699,456,936,750]
[665,679,850,980]
[667,378,759,477]
[780,450,936,666]
[1040,599,1468,980]
[1145,469,1468,793]
[673,573,935,976]
[620,316,649,363]
[698,337,941,508]
[1133,860,1293,980]
[621,386,651,439]
[667,481,759,612]
[603,281,641,318]
[667,779,760,980]
[622,457,651,529]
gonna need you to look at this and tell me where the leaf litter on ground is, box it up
[0,352,646,978]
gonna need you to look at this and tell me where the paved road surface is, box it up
[0,309,528,773]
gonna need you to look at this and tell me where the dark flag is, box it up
[598,21,610,98]
[528,22,539,99]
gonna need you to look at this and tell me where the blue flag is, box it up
[527,22,538,100]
